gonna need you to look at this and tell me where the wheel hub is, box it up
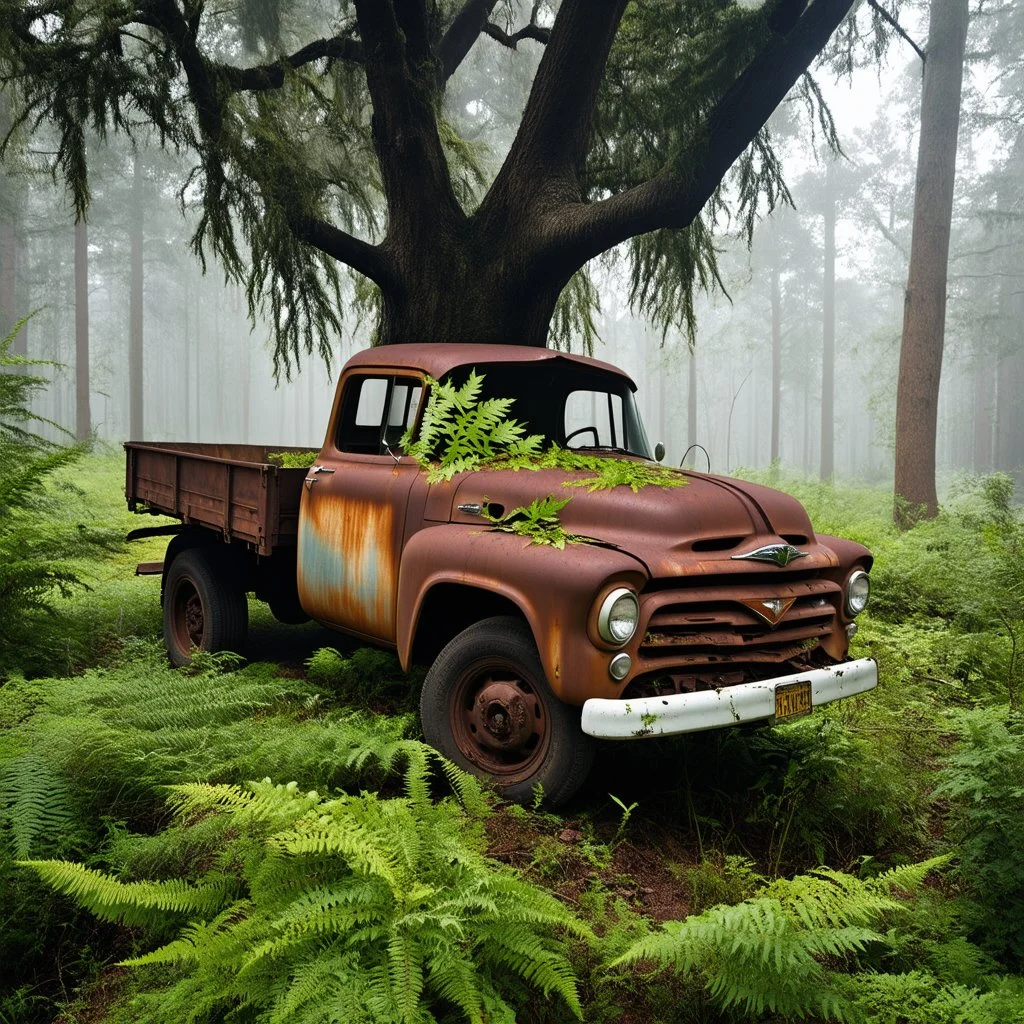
[472,680,534,752]
[184,591,204,646]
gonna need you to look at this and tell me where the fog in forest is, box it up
[2,5,1021,489]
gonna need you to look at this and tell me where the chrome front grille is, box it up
[637,578,839,671]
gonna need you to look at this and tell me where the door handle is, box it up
[312,465,336,474]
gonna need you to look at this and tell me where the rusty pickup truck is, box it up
[125,344,876,804]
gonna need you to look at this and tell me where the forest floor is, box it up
[2,452,1023,1024]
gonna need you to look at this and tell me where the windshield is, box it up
[442,361,652,459]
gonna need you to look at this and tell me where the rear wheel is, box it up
[420,617,595,806]
[163,547,248,666]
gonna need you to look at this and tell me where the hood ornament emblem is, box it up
[732,543,808,567]
[738,596,796,626]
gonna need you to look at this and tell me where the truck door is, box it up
[297,371,423,642]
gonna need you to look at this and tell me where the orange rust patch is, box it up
[298,492,397,639]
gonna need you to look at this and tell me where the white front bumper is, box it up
[580,658,878,740]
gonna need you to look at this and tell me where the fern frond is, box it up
[609,862,946,1019]
[20,859,231,925]
[0,753,79,857]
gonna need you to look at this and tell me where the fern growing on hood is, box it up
[483,495,597,549]
[23,774,587,1024]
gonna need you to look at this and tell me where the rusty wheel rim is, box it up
[450,658,550,784]
[171,579,205,655]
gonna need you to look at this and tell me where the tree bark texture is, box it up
[129,153,145,441]
[820,161,836,481]
[75,216,90,440]
[892,0,969,524]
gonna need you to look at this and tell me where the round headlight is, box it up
[598,588,639,645]
[845,570,870,617]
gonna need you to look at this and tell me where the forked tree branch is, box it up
[218,34,364,93]
[484,0,627,208]
[544,0,859,269]
[483,9,550,51]
[138,0,390,285]
[289,214,393,287]
[353,0,463,240]
[435,0,500,81]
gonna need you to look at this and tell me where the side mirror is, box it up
[654,442,665,463]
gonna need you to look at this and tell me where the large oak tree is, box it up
[0,0,864,371]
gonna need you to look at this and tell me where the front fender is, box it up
[397,525,648,705]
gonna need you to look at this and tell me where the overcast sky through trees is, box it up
[2,2,1020,492]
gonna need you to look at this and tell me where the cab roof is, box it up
[343,343,636,390]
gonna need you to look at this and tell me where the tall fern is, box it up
[23,775,587,1024]
[610,858,950,1021]
[0,317,90,674]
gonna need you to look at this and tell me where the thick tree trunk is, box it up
[75,216,90,441]
[820,160,836,481]
[376,232,567,346]
[129,153,145,440]
[892,0,969,525]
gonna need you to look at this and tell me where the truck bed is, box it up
[124,442,312,555]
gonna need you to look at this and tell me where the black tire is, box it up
[163,547,248,667]
[420,616,595,806]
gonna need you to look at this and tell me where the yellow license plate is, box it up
[774,680,812,721]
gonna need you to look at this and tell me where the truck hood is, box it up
[441,463,838,578]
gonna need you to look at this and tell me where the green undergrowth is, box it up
[267,450,318,468]
[3,450,1024,1021]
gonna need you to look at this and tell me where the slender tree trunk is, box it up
[893,0,969,524]
[0,219,14,341]
[770,257,782,465]
[820,160,836,481]
[687,345,697,468]
[75,216,90,440]
[0,89,24,356]
[129,153,145,440]
[972,352,993,473]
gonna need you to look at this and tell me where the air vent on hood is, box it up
[691,536,745,552]
[781,534,810,546]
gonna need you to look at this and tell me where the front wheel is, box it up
[420,617,595,806]
[163,547,248,666]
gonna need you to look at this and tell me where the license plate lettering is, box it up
[774,680,812,721]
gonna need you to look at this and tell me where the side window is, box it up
[355,378,389,427]
[337,375,423,454]
[564,390,625,449]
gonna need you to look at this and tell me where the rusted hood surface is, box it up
[442,464,832,578]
